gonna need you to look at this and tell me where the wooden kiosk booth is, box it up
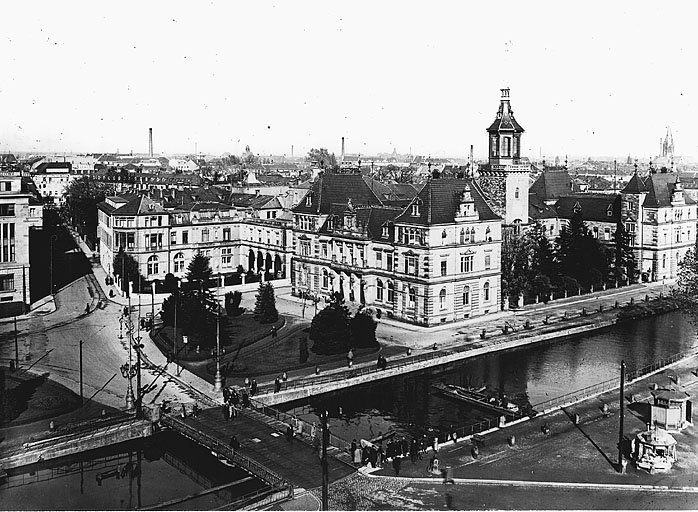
[650,388,692,432]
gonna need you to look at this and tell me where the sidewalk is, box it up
[314,355,698,510]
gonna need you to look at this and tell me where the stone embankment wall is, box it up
[256,299,681,406]
[1,419,152,469]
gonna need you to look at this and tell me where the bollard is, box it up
[581,308,586,317]
[645,294,649,302]
[407,348,412,356]
[315,366,320,375]
[573,413,580,425]
[507,435,516,447]
[49,420,56,431]
[615,300,619,309]
[630,297,634,305]
[480,328,486,339]
[471,445,479,459]
[598,304,603,313]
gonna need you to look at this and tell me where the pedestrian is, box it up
[230,435,240,450]
[231,390,240,406]
[311,422,317,439]
[427,454,436,473]
[241,392,250,408]
[228,403,235,420]
[410,438,418,463]
[223,404,229,421]
[251,379,258,396]
[369,447,378,468]
[347,348,354,366]
[244,376,250,389]
[222,387,229,403]
[401,437,409,457]
[392,455,402,476]
[271,326,277,338]
[285,423,293,442]
[85,303,90,314]
[377,443,384,467]
[432,436,439,453]
[274,377,281,393]
[353,445,362,466]
[351,439,357,458]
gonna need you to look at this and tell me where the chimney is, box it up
[469,144,474,177]
[341,137,345,162]
[291,144,294,158]
[149,128,153,157]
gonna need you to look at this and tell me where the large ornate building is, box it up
[621,170,696,281]
[290,173,502,326]
[97,190,293,288]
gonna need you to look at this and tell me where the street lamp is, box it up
[49,234,57,294]
[213,266,223,394]
[120,360,137,412]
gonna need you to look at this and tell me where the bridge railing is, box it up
[161,414,292,497]
[248,398,351,452]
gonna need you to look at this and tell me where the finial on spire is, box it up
[634,159,638,174]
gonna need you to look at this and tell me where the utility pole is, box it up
[79,339,84,405]
[14,316,19,371]
[618,360,626,473]
[321,411,329,510]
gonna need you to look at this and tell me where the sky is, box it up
[1,1,697,160]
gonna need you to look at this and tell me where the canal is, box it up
[280,309,698,443]
[1,431,268,510]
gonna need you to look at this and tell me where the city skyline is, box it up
[1,1,697,159]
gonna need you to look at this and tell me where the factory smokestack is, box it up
[149,128,153,157]
[341,137,345,162]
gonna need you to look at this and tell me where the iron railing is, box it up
[161,414,292,496]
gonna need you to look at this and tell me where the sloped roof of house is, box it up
[621,172,649,194]
[109,195,167,216]
[528,193,559,220]
[530,170,573,201]
[642,173,695,208]
[292,173,387,215]
[395,178,500,225]
[229,193,277,209]
[554,194,621,223]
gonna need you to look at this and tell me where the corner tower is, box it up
[477,88,530,229]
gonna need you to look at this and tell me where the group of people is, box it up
[243,377,258,396]
[350,434,439,475]
[222,386,251,421]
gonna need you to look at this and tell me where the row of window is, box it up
[1,223,16,263]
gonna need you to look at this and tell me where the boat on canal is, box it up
[432,383,519,415]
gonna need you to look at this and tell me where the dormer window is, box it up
[327,217,334,231]
[411,198,422,217]
[382,224,389,238]
[305,193,312,207]
[607,205,613,217]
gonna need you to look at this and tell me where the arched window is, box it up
[460,228,465,244]
[483,281,490,302]
[173,252,185,273]
[463,286,470,306]
[387,282,395,303]
[322,269,329,289]
[147,255,159,276]
[376,279,384,301]
[485,227,491,241]
[469,228,475,243]
[439,288,446,309]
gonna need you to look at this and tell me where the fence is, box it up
[248,398,352,452]
[161,414,292,501]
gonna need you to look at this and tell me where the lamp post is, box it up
[213,266,223,394]
[49,234,57,295]
[121,284,136,412]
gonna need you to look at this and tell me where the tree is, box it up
[501,229,531,307]
[528,221,555,279]
[253,282,279,323]
[310,292,351,354]
[113,248,144,295]
[350,309,378,348]
[307,148,338,170]
[299,336,309,364]
[161,252,218,348]
[65,176,112,244]
[555,212,607,289]
[225,291,244,316]
[612,224,637,283]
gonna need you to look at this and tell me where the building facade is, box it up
[97,193,293,287]
[0,172,43,317]
[290,174,502,326]
[621,171,696,281]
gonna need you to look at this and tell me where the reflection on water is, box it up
[281,310,698,442]
[1,431,267,510]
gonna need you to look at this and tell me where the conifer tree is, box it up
[310,292,351,354]
[253,282,279,323]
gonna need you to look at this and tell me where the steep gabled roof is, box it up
[621,173,649,194]
[112,195,166,216]
[642,173,695,207]
[528,193,559,220]
[292,173,387,215]
[529,170,573,201]
[554,194,621,223]
[394,178,500,225]
[229,193,277,209]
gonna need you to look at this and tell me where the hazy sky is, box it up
[1,1,696,160]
